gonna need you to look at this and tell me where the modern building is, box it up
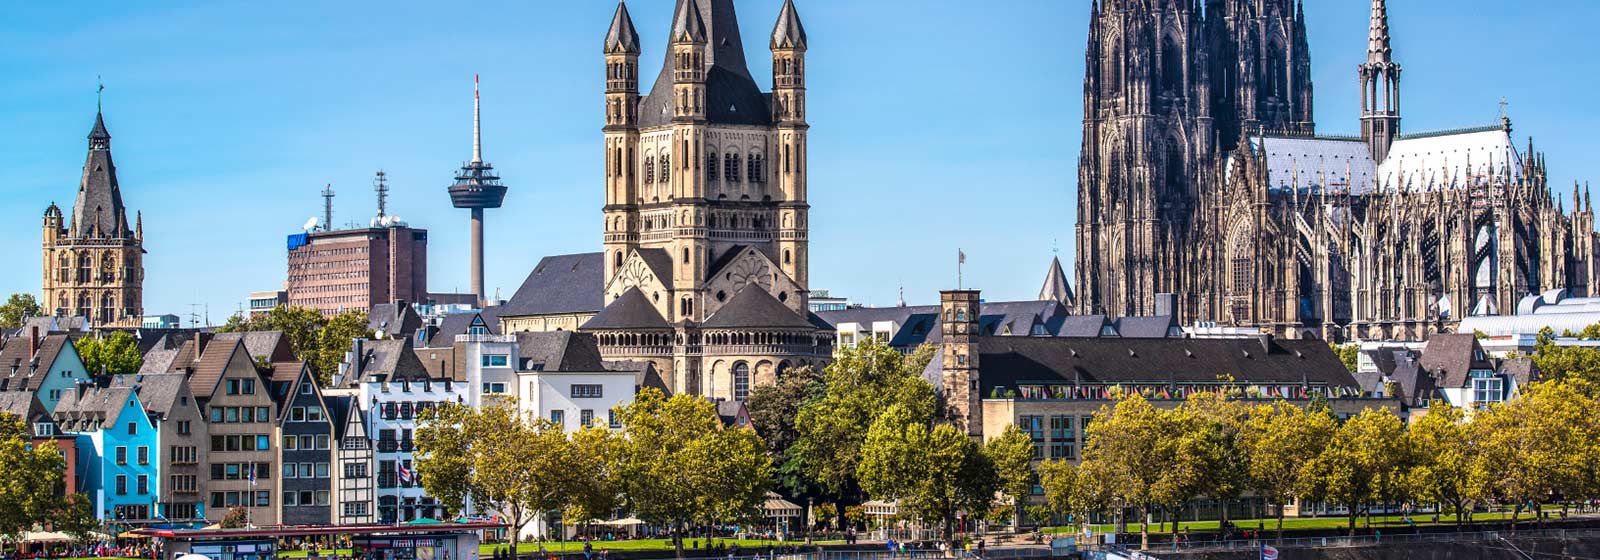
[41,110,145,327]
[927,290,1398,446]
[247,291,288,318]
[807,290,851,313]
[109,373,207,523]
[585,0,833,400]
[513,331,655,432]
[285,225,428,317]
[446,77,509,308]
[53,384,160,524]
[141,315,182,330]
[1073,0,1600,341]
[274,362,334,525]
[0,330,91,412]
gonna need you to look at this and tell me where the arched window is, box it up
[732,362,750,400]
[682,247,690,264]
[1165,143,1185,193]
[76,293,91,318]
[660,156,671,182]
[57,254,69,283]
[784,250,792,265]
[615,251,624,267]
[726,153,741,184]
[1161,37,1183,95]
[644,156,655,183]
[100,293,116,322]
[77,254,92,283]
[55,292,67,316]
[1266,43,1287,100]
[707,151,719,183]
[1102,44,1123,97]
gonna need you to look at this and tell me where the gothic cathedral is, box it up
[584,0,833,400]
[1075,0,1600,341]
[41,111,145,327]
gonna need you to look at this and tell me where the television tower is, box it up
[447,75,507,307]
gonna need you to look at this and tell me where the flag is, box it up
[398,462,413,484]
[249,465,257,487]
[958,249,966,264]
[1261,544,1279,560]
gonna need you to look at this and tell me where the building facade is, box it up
[331,395,375,525]
[586,0,832,399]
[53,385,160,524]
[0,331,91,412]
[42,111,145,327]
[276,363,334,525]
[338,338,458,523]
[285,225,428,317]
[109,373,207,523]
[1074,0,1600,341]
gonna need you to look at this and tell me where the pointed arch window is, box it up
[1160,37,1184,95]
[1266,43,1288,101]
[707,151,719,183]
[77,254,92,283]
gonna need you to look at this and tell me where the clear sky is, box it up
[2,1,1597,323]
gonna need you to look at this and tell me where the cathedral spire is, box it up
[604,1,641,55]
[1360,0,1401,163]
[1367,0,1393,65]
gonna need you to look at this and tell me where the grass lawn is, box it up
[279,539,841,558]
[1042,510,1574,536]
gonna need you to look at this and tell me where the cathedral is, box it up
[41,110,145,327]
[582,0,833,400]
[1074,0,1600,341]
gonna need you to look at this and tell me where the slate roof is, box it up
[502,253,605,317]
[0,391,49,426]
[637,0,771,128]
[325,395,353,439]
[517,332,608,372]
[581,288,670,330]
[1386,350,1436,405]
[0,334,71,392]
[702,287,813,329]
[109,373,188,417]
[636,248,675,288]
[1502,357,1539,386]
[53,385,137,432]
[213,331,295,363]
[1247,136,1377,193]
[1418,334,1492,389]
[339,339,432,387]
[607,360,671,393]
[424,309,502,348]
[72,112,132,239]
[816,300,1177,349]
[770,0,807,50]
[185,338,250,398]
[604,2,642,54]
[969,336,1359,394]
[1038,257,1074,305]
[369,302,424,339]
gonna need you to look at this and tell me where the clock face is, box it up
[727,254,773,293]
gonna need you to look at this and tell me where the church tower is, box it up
[1075,0,1213,317]
[1359,0,1401,162]
[589,0,829,400]
[42,111,145,326]
[1207,0,1314,145]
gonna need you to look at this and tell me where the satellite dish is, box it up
[303,217,320,231]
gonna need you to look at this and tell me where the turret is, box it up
[604,1,641,129]
[1360,0,1402,162]
[940,290,983,438]
[771,0,810,290]
[602,1,643,282]
[770,0,807,124]
[670,0,708,122]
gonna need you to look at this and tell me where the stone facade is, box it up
[1074,0,1600,341]
[42,112,144,327]
[585,0,832,399]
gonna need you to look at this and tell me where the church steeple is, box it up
[1360,0,1402,163]
[74,111,128,238]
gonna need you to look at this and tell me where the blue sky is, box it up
[2,1,1597,322]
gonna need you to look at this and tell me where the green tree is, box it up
[1176,393,1248,531]
[564,425,625,532]
[858,404,995,549]
[791,341,936,509]
[746,365,825,497]
[1331,343,1360,375]
[470,399,572,555]
[0,294,42,329]
[415,403,478,516]
[619,388,770,557]
[1302,408,1409,536]
[1474,381,1599,531]
[1530,326,1600,394]
[75,331,143,376]
[1407,405,1486,527]
[219,507,248,529]
[1039,459,1108,531]
[0,413,65,547]
[220,305,371,385]
[1077,394,1189,549]
[50,493,100,543]
[1239,401,1335,542]
[984,424,1038,528]
[316,310,372,383]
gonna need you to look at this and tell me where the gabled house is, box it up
[1418,334,1539,411]
[108,373,206,523]
[172,336,279,525]
[330,394,374,525]
[0,329,91,411]
[338,338,458,523]
[53,384,159,523]
[275,362,334,525]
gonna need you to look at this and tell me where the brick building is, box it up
[285,226,428,317]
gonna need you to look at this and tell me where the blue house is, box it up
[53,384,160,523]
[1,332,91,412]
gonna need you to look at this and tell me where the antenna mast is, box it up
[374,170,389,222]
[472,74,483,165]
[321,184,335,232]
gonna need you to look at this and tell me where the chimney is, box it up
[29,326,39,358]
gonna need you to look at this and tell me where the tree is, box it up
[470,400,571,555]
[792,341,936,509]
[746,365,825,497]
[316,310,372,383]
[1331,343,1360,375]
[415,403,479,517]
[1040,459,1108,531]
[985,424,1038,528]
[1407,406,1486,527]
[0,414,65,547]
[75,331,143,376]
[50,493,100,543]
[1239,401,1335,542]
[1302,408,1408,536]
[1530,326,1600,394]
[1176,393,1248,531]
[219,507,249,529]
[1474,381,1599,531]
[619,388,770,557]
[0,294,42,329]
[1076,394,1189,549]
[564,426,625,532]
[858,403,995,549]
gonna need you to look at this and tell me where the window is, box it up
[644,156,654,183]
[482,383,506,394]
[284,492,298,506]
[291,407,306,422]
[177,420,191,435]
[284,435,297,450]
[571,384,603,399]
[301,383,314,395]
[307,406,323,422]
[300,463,314,478]
[137,446,149,466]
[707,152,719,182]
[258,407,270,422]
[609,410,621,429]
[127,422,137,435]
[210,407,223,423]
[481,354,509,367]
[283,463,297,478]
[242,378,255,395]
[660,156,670,182]
[137,475,148,495]
[732,362,751,400]
[227,379,241,395]
[316,463,330,478]
[257,435,271,450]
[225,407,240,423]
[316,435,330,449]
[551,410,565,429]
[580,409,594,427]
[301,435,315,450]
[316,491,331,506]
[1473,376,1505,405]
[116,475,128,495]
[116,446,128,465]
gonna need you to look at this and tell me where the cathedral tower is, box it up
[1359,0,1401,162]
[1207,0,1315,145]
[42,111,145,326]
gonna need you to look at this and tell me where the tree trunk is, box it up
[675,521,685,559]
[1347,506,1358,537]
[1139,505,1150,551]
[1510,504,1522,535]
[1276,505,1285,544]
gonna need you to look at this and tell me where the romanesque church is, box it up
[1075,0,1600,341]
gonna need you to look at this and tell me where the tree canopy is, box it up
[220,305,371,385]
[0,294,42,330]
[75,331,143,376]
